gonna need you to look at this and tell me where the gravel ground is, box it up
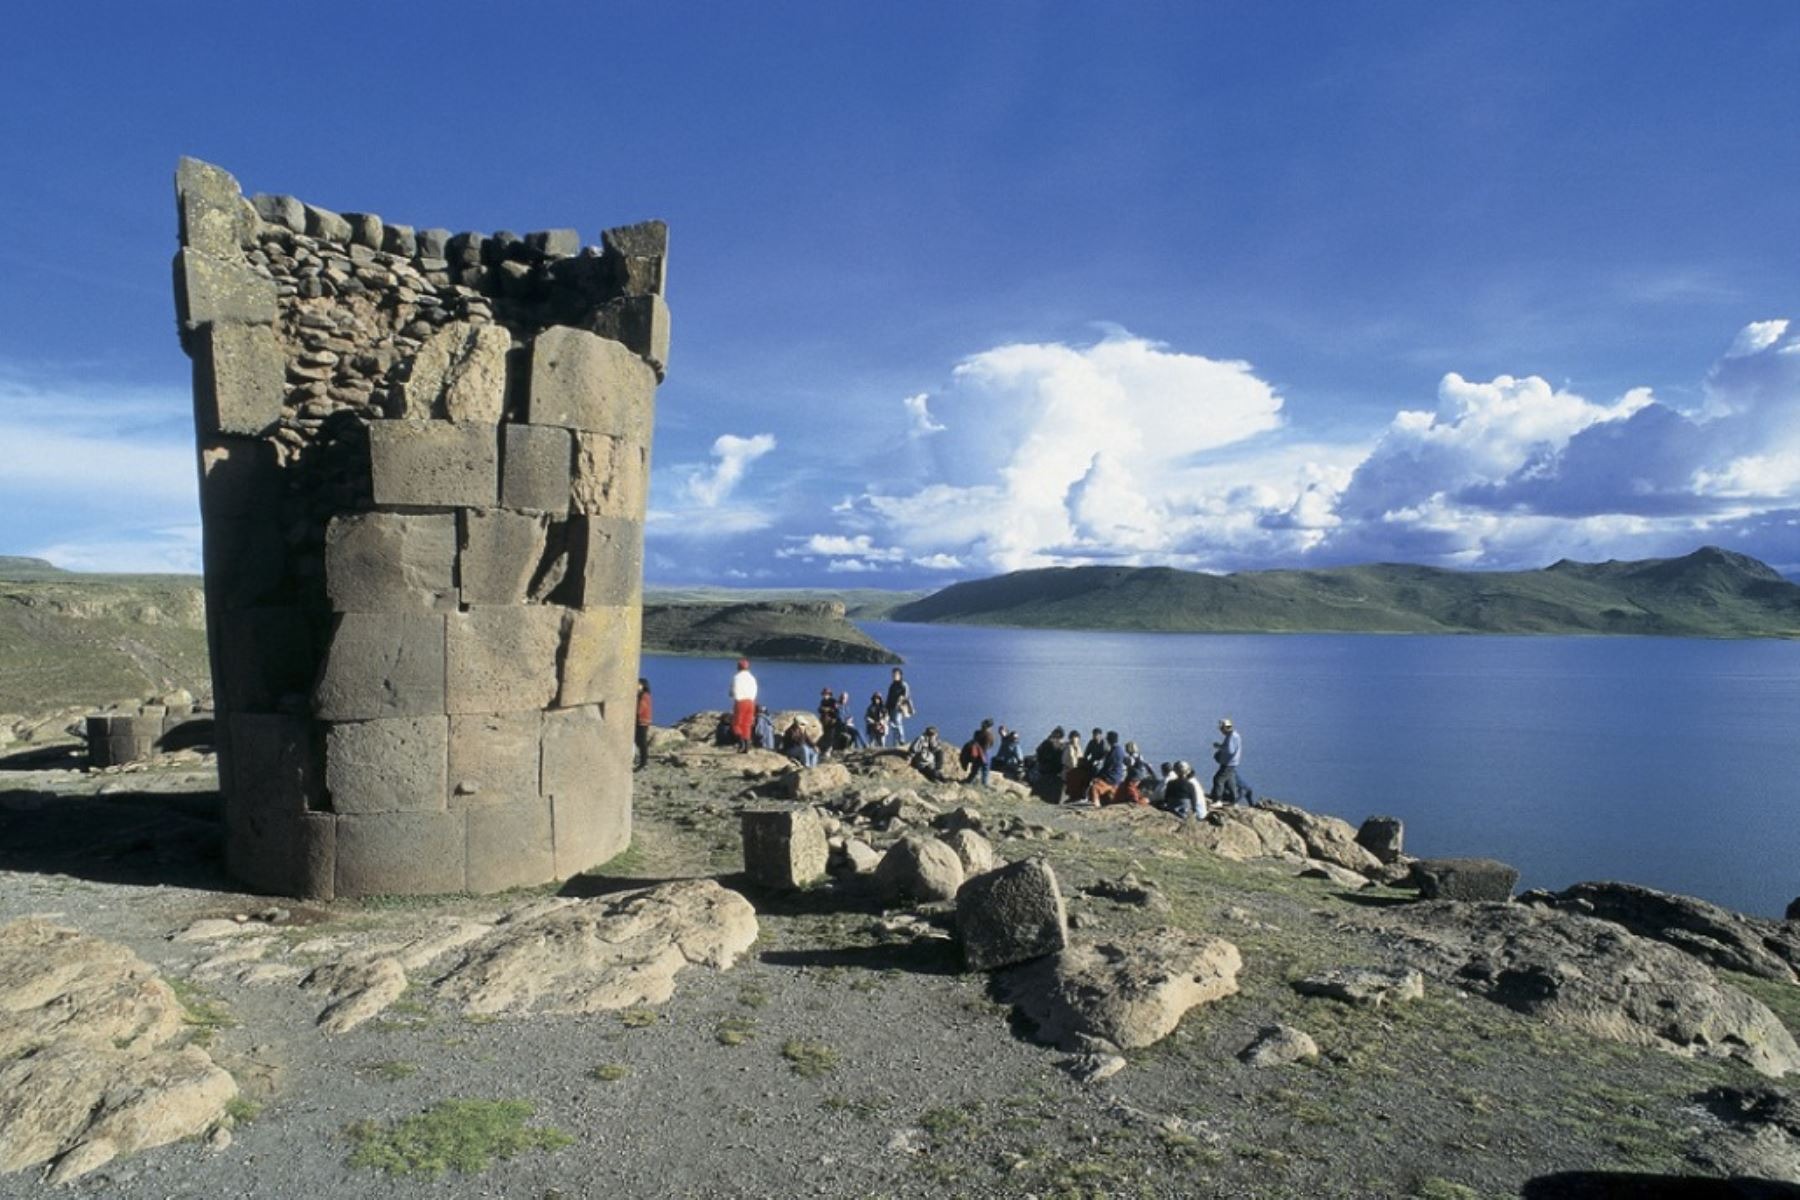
[0,738,1777,1199]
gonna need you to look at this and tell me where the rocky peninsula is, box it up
[4,708,1800,1197]
[641,600,901,664]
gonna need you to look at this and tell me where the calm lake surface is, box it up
[644,623,1800,917]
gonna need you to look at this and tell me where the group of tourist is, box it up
[1024,717,1253,819]
[637,660,1257,824]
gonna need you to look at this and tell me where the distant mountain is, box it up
[0,556,71,582]
[642,601,903,664]
[890,547,1800,639]
[645,586,923,621]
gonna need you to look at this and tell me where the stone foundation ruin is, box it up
[173,158,668,899]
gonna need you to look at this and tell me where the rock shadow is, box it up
[759,937,962,977]
[0,743,89,770]
[0,787,235,893]
[1338,890,1417,909]
[1520,1172,1800,1199]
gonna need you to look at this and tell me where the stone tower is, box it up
[173,158,668,899]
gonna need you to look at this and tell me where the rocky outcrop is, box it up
[1412,857,1520,901]
[1525,880,1800,983]
[1361,901,1800,1077]
[641,601,902,664]
[1260,801,1383,875]
[1000,928,1241,1051]
[0,921,237,1183]
[435,880,757,1016]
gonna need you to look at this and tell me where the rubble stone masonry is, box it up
[173,157,668,899]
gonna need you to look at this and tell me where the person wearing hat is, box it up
[1210,717,1252,807]
[728,659,758,754]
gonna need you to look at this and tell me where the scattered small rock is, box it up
[1294,966,1424,1008]
[1240,1024,1320,1067]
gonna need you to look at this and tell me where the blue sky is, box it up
[3,2,1798,583]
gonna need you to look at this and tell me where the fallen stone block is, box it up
[741,807,829,890]
[955,856,1067,971]
[1000,928,1241,1051]
[875,835,965,904]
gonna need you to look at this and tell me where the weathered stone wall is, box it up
[173,157,668,899]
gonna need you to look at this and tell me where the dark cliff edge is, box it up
[641,600,902,664]
[891,546,1800,638]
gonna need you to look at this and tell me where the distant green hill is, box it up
[0,556,73,582]
[0,572,211,712]
[643,601,901,664]
[645,586,923,621]
[891,547,1800,638]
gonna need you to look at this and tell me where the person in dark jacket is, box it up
[1077,731,1127,807]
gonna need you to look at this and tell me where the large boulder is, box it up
[1213,806,1309,860]
[741,807,829,890]
[999,928,1242,1051]
[1524,880,1800,983]
[1260,801,1383,875]
[847,751,930,784]
[939,828,998,877]
[955,857,1067,971]
[435,880,758,1016]
[770,710,822,742]
[673,710,728,743]
[0,921,238,1183]
[1355,816,1405,864]
[861,789,942,827]
[1412,857,1519,902]
[782,761,851,802]
[874,835,965,904]
[1357,901,1800,1077]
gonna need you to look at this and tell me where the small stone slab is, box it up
[955,856,1068,971]
[367,420,498,508]
[1412,857,1519,902]
[741,807,829,890]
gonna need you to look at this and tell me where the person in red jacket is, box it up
[634,678,653,770]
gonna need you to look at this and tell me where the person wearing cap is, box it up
[1210,717,1251,806]
[884,668,914,747]
[728,659,758,754]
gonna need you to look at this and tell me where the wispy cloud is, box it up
[902,392,944,436]
[683,433,777,507]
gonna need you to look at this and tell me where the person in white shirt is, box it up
[728,659,758,754]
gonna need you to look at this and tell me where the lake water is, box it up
[643,623,1800,917]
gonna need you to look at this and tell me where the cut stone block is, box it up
[543,704,631,877]
[215,609,318,711]
[602,220,668,296]
[397,322,510,423]
[465,800,556,893]
[586,294,671,380]
[324,512,457,613]
[313,612,446,720]
[447,712,541,808]
[324,717,449,815]
[956,857,1069,971]
[416,228,451,259]
[174,248,277,333]
[250,193,306,234]
[227,713,321,819]
[526,325,657,438]
[304,204,352,242]
[335,810,467,897]
[367,419,498,508]
[344,212,384,250]
[193,322,283,436]
[567,515,644,607]
[445,606,563,714]
[458,508,550,607]
[382,223,417,256]
[1411,857,1519,902]
[558,605,641,708]
[525,228,581,258]
[571,431,649,518]
[500,423,572,514]
[176,157,250,258]
[197,436,282,519]
[741,807,828,890]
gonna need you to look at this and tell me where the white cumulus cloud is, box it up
[684,433,777,507]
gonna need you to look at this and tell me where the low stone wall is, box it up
[174,158,668,899]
